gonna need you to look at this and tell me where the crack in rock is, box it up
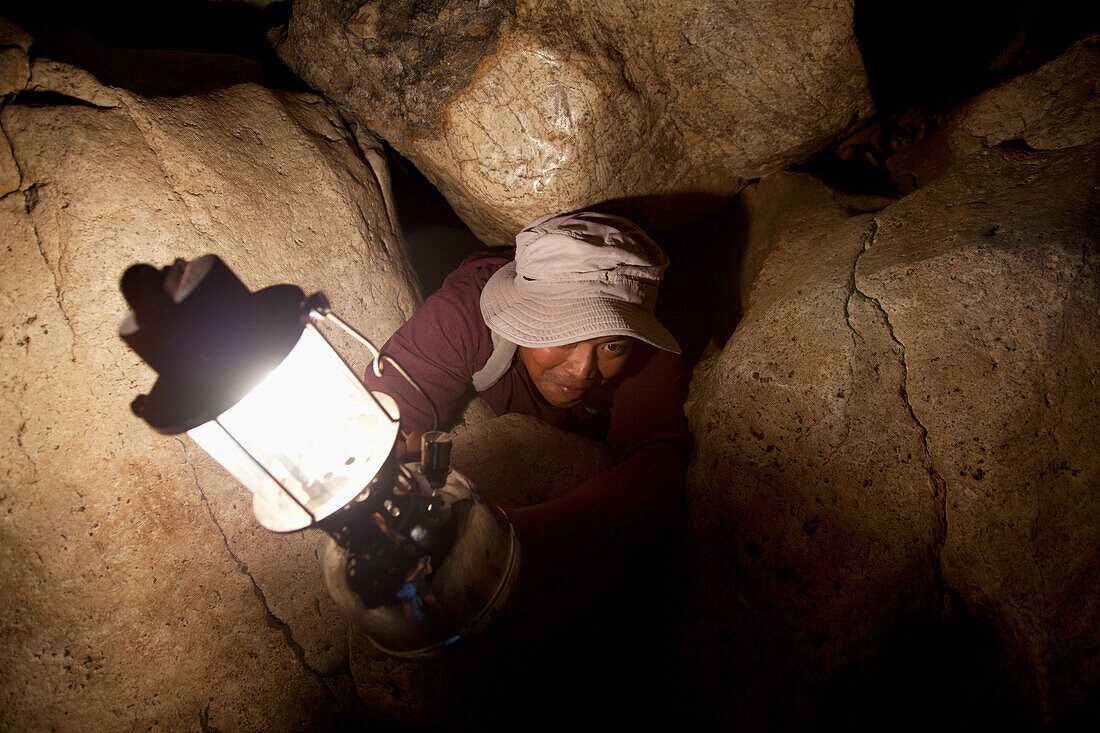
[333,113,398,259]
[17,180,78,364]
[1,388,38,487]
[1,114,25,198]
[844,216,950,609]
[118,98,208,248]
[12,89,121,111]
[174,438,341,709]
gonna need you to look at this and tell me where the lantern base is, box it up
[322,465,520,658]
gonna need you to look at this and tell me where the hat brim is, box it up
[480,262,680,353]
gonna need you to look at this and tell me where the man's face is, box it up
[517,336,635,408]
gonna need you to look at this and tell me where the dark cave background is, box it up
[5,1,1096,728]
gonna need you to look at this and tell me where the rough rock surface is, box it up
[888,33,1100,191]
[348,414,614,726]
[0,18,30,193]
[0,46,420,729]
[862,143,1099,722]
[276,0,873,245]
[683,149,1098,726]
[683,172,944,726]
[449,412,614,507]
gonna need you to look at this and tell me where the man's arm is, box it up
[363,258,504,438]
[503,438,689,614]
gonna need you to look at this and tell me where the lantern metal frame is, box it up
[120,255,520,657]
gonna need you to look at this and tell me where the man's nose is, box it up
[562,344,599,381]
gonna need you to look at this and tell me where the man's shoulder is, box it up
[393,251,513,372]
[407,251,509,327]
[439,250,514,295]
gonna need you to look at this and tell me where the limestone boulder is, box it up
[683,172,943,726]
[683,146,1098,725]
[0,18,30,194]
[0,18,30,99]
[860,142,1099,722]
[0,46,420,730]
[276,0,873,245]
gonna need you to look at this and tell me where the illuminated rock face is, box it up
[276,0,873,245]
[0,47,420,729]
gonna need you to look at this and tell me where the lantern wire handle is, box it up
[304,295,440,432]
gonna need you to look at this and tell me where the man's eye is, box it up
[603,342,626,353]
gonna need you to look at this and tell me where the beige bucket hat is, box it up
[480,211,680,353]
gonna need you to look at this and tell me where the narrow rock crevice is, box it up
[830,217,881,463]
[841,217,876,339]
[333,113,401,259]
[1,116,24,197]
[119,102,208,248]
[10,89,121,111]
[174,438,342,710]
[845,216,951,612]
[197,702,221,733]
[17,181,78,364]
[1,392,38,487]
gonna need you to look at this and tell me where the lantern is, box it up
[119,255,519,656]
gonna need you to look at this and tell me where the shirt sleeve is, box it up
[605,347,692,462]
[361,258,503,435]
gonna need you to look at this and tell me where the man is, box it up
[363,210,690,609]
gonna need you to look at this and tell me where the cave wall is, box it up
[0,19,421,728]
[677,35,1099,726]
[0,4,1097,731]
[684,143,1098,726]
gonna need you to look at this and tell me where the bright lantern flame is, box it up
[189,324,400,531]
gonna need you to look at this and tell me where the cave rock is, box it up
[0,48,420,729]
[276,0,873,245]
[888,33,1100,191]
[684,141,1098,723]
[449,412,613,507]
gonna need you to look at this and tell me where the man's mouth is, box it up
[549,381,593,400]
